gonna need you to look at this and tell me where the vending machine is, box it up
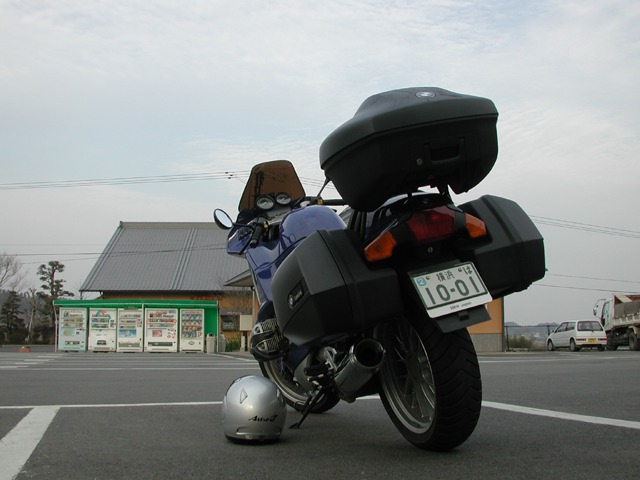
[58,308,88,351]
[144,308,178,352]
[88,308,117,352]
[179,308,205,352]
[117,308,144,352]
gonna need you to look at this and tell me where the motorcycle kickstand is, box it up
[289,386,328,429]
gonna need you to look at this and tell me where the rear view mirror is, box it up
[213,209,234,230]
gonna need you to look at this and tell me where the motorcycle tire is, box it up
[377,312,482,451]
[260,359,340,413]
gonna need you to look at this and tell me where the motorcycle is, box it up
[214,87,545,451]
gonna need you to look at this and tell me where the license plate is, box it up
[588,338,595,343]
[411,262,492,318]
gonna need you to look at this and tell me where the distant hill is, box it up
[505,321,558,328]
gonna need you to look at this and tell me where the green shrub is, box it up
[8,329,28,345]
[225,339,241,352]
[505,335,534,350]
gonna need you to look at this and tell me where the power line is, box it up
[533,283,639,294]
[0,171,335,190]
[0,171,251,190]
[11,244,230,267]
[1,172,634,238]
[547,273,640,285]
[9,244,228,258]
[531,215,640,239]
[3,173,639,293]
[11,247,640,289]
[0,244,105,247]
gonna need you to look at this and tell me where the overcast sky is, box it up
[1,0,639,325]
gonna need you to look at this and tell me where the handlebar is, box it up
[249,219,265,248]
[242,198,345,250]
[294,196,346,208]
[320,198,347,206]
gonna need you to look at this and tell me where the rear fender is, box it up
[401,278,490,333]
[433,306,491,333]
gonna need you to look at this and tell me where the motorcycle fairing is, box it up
[246,206,346,305]
[238,160,305,212]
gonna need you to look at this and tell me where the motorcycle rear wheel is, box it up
[377,313,482,451]
[260,359,340,413]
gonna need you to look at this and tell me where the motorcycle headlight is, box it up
[275,192,291,206]
[256,195,275,211]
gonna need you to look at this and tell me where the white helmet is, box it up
[222,375,287,442]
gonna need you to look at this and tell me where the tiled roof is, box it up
[80,222,247,293]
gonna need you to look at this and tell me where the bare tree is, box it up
[0,253,25,291]
[222,288,253,315]
[24,288,43,342]
[215,275,253,315]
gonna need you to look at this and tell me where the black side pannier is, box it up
[455,195,545,298]
[271,229,402,347]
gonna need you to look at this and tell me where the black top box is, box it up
[320,87,498,211]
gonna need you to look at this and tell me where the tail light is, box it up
[364,206,487,262]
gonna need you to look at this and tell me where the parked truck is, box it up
[593,293,640,351]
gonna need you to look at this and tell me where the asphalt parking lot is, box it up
[1,346,639,480]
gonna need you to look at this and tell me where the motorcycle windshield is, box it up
[238,160,306,212]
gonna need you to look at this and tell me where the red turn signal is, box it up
[364,207,487,262]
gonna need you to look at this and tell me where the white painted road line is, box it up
[0,366,259,371]
[1,399,638,433]
[0,406,59,480]
[361,397,640,430]
[1,399,637,480]
[0,401,222,410]
[483,401,640,430]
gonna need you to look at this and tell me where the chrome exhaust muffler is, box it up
[334,338,385,402]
